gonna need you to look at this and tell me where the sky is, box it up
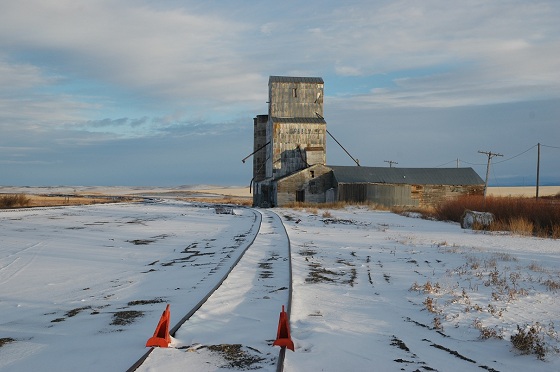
[1,0,559,187]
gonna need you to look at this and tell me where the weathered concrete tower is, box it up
[252,114,268,183]
[252,76,328,207]
[266,76,326,179]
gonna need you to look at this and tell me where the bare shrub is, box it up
[0,194,31,208]
[528,262,547,273]
[322,211,332,218]
[511,323,547,360]
[433,316,443,330]
[543,278,560,292]
[473,319,504,340]
[410,281,441,294]
[493,252,518,262]
[423,297,440,313]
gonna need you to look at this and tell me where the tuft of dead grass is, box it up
[508,217,534,236]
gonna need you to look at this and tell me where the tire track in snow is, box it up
[0,242,44,286]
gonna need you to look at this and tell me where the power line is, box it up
[434,159,457,168]
[444,143,544,168]
[493,144,536,164]
[457,159,486,166]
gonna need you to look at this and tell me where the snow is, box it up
[1,201,559,371]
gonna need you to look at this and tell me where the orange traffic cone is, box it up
[273,305,295,351]
[146,304,171,347]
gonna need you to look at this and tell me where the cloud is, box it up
[313,1,560,107]
[0,1,261,106]
[0,58,49,92]
[1,1,559,186]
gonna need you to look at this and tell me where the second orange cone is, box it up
[146,304,171,348]
[273,305,295,351]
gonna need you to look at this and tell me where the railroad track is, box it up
[128,208,292,371]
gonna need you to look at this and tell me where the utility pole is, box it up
[536,143,541,199]
[384,160,398,168]
[478,150,503,198]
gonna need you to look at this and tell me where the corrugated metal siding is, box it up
[336,183,416,206]
[336,182,484,208]
[330,166,484,186]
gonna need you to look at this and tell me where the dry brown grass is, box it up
[507,218,534,236]
[0,194,133,208]
[322,211,333,218]
[181,196,252,206]
[391,205,436,218]
[284,201,349,209]
[283,200,391,211]
[434,195,560,238]
[0,194,30,208]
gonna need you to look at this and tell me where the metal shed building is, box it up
[329,166,484,207]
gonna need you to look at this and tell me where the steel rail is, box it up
[126,207,263,372]
[269,210,293,372]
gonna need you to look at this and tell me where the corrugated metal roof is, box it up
[271,117,326,124]
[329,166,484,186]
[269,76,324,84]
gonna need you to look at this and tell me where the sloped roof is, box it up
[269,76,324,84]
[271,117,326,124]
[329,166,484,186]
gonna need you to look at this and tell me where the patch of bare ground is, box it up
[204,344,269,369]
[111,310,144,326]
[0,338,16,348]
[127,298,165,306]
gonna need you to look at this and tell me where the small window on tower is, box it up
[292,88,297,98]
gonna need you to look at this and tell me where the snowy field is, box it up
[1,201,559,371]
[0,201,260,371]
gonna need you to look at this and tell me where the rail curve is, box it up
[128,207,293,371]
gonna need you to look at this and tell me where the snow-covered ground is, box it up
[1,201,559,371]
[0,201,259,371]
